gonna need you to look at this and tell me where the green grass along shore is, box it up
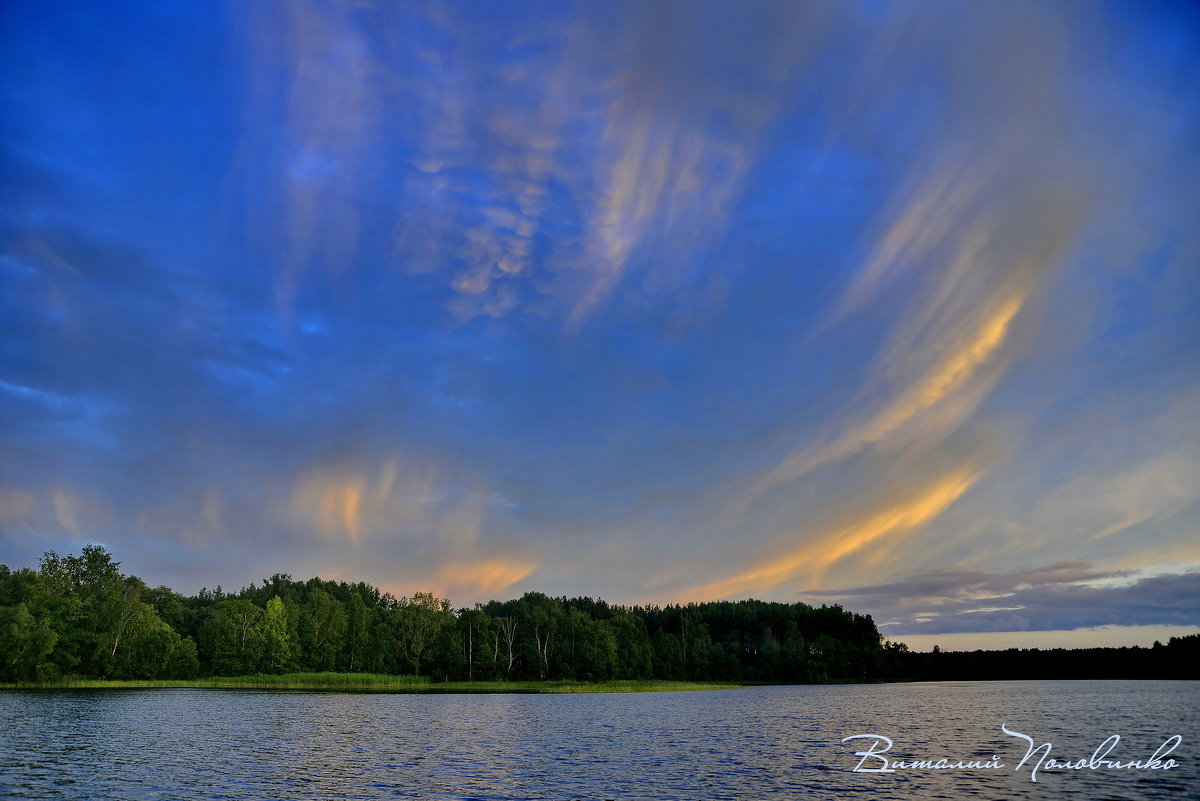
[0,672,739,693]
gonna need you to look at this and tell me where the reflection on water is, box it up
[1,681,1196,799]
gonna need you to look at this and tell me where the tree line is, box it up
[2,546,1194,683]
[892,636,1199,681]
[0,546,885,683]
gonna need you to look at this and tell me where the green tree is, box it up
[573,614,617,681]
[343,593,371,672]
[298,589,346,671]
[0,604,58,681]
[561,608,591,679]
[367,620,394,673]
[261,596,296,673]
[104,612,191,679]
[516,593,562,680]
[39,545,122,600]
[758,624,781,681]
[458,605,493,681]
[393,592,452,676]
[495,615,518,679]
[683,620,715,680]
[93,580,153,669]
[144,585,190,633]
[168,636,200,678]
[651,628,684,679]
[606,612,652,679]
[39,545,124,674]
[200,600,265,675]
[782,622,813,682]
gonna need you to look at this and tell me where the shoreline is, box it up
[0,674,741,693]
[5,675,1192,693]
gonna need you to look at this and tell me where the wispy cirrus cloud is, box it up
[674,465,981,601]
[222,0,828,326]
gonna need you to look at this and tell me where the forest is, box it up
[0,545,886,683]
[1,546,1195,684]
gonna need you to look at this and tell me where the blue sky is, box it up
[2,0,1197,649]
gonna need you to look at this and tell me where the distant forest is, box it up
[1,546,1196,683]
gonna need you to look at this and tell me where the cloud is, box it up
[674,464,980,601]
[288,459,425,546]
[218,0,836,326]
[278,454,541,603]
[563,2,825,324]
[829,153,999,320]
[429,557,537,598]
[749,289,1027,496]
[807,563,1200,634]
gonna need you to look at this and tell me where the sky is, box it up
[1,0,1197,651]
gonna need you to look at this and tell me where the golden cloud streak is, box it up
[681,467,979,601]
[322,483,362,545]
[430,557,538,597]
[751,292,1024,497]
[289,461,408,546]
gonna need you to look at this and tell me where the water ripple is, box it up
[1,681,1196,800]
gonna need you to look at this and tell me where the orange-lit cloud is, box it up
[51,486,82,535]
[430,557,538,597]
[287,459,421,546]
[0,485,110,543]
[279,455,543,603]
[320,482,362,544]
[750,291,1024,498]
[679,467,979,601]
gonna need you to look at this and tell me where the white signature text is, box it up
[842,726,1181,782]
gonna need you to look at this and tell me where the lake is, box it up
[2,681,1196,799]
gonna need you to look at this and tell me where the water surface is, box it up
[2,680,1195,799]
